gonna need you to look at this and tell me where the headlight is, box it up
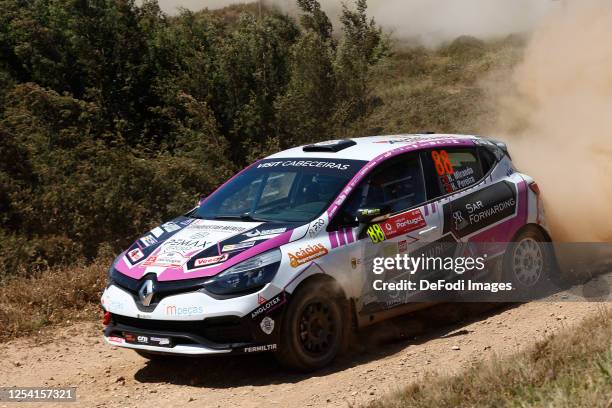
[106,256,121,287]
[202,249,281,296]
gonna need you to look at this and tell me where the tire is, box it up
[503,226,552,299]
[275,280,349,372]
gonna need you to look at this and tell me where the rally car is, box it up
[102,134,551,371]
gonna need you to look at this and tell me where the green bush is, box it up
[0,0,388,279]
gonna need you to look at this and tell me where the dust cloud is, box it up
[158,0,553,47]
[490,0,612,242]
[156,0,611,241]
[268,0,553,47]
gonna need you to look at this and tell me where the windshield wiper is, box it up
[213,213,269,222]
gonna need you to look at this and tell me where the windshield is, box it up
[193,158,367,223]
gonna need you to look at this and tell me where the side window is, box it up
[423,148,484,198]
[292,173,342,207]
[479,147,498,175]
[341,155,426,217]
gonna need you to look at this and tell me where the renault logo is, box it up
[138,279,155,306]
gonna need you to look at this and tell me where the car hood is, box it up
[114,216,306,282]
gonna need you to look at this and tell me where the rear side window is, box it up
[479,147,498,175]
[423,148,483,198]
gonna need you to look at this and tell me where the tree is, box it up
[0,0,388,277]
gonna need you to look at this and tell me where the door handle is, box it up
[419,226,438,235]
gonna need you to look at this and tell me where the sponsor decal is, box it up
[180,218,195,226]
[257,294,267,305]
[162,222,181,233]
[442,168,478,192]
[288,243,329,267]
[257,160,351,171]
[374,135,462,146]
[251,295,283,319]
[188,231,210,240]
[503,162,515,177]
[373,137,419,145]
[143,253,188,268]
[374,135,465,145]
[163,238,208,253]
[192,253,228,268]
[308,218,326,237]
[443,181,517,238]
[244,227,287,238]
[244,344,277,353]
[379,209,427,240]
[140,235,158,248]
[351,257,362,270]
[150,226,164,238]
[366,209,425,244]
[329,228,355,248]
[124,333,172,347]
[423,202,437,216]
[108,336,125,344]
[150,336,171,346]
[366,224,386,244]
[222,241,256,252]
[165,305,204,316]
[128,247,144,262]
[260,317,275,335]
[432,150,455,176]
[188,222,249,233]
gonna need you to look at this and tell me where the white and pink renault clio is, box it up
[102,134,551,371]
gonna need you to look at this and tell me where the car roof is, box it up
[265,134,481,162]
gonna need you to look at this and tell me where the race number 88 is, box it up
[367,224,386,243]
[432,150,455,176]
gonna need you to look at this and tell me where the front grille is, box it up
[111,314,253,344]
[111,271,209,299]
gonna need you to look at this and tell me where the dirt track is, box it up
[1,301,609,408]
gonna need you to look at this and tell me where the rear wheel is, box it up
[503,226,552,297]
[275,280,348,371]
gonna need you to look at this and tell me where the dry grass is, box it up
[0,260,108,340]
[352,35,527,137]
[365,308,612,408]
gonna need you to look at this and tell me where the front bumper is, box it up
[104,314,256,354]
[104,335,231,355]
[101,282,288,355]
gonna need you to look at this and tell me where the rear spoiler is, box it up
[489,139,511,160]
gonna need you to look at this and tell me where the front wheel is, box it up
[275,280,348,371]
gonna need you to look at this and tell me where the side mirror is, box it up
[355,207,391,224]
